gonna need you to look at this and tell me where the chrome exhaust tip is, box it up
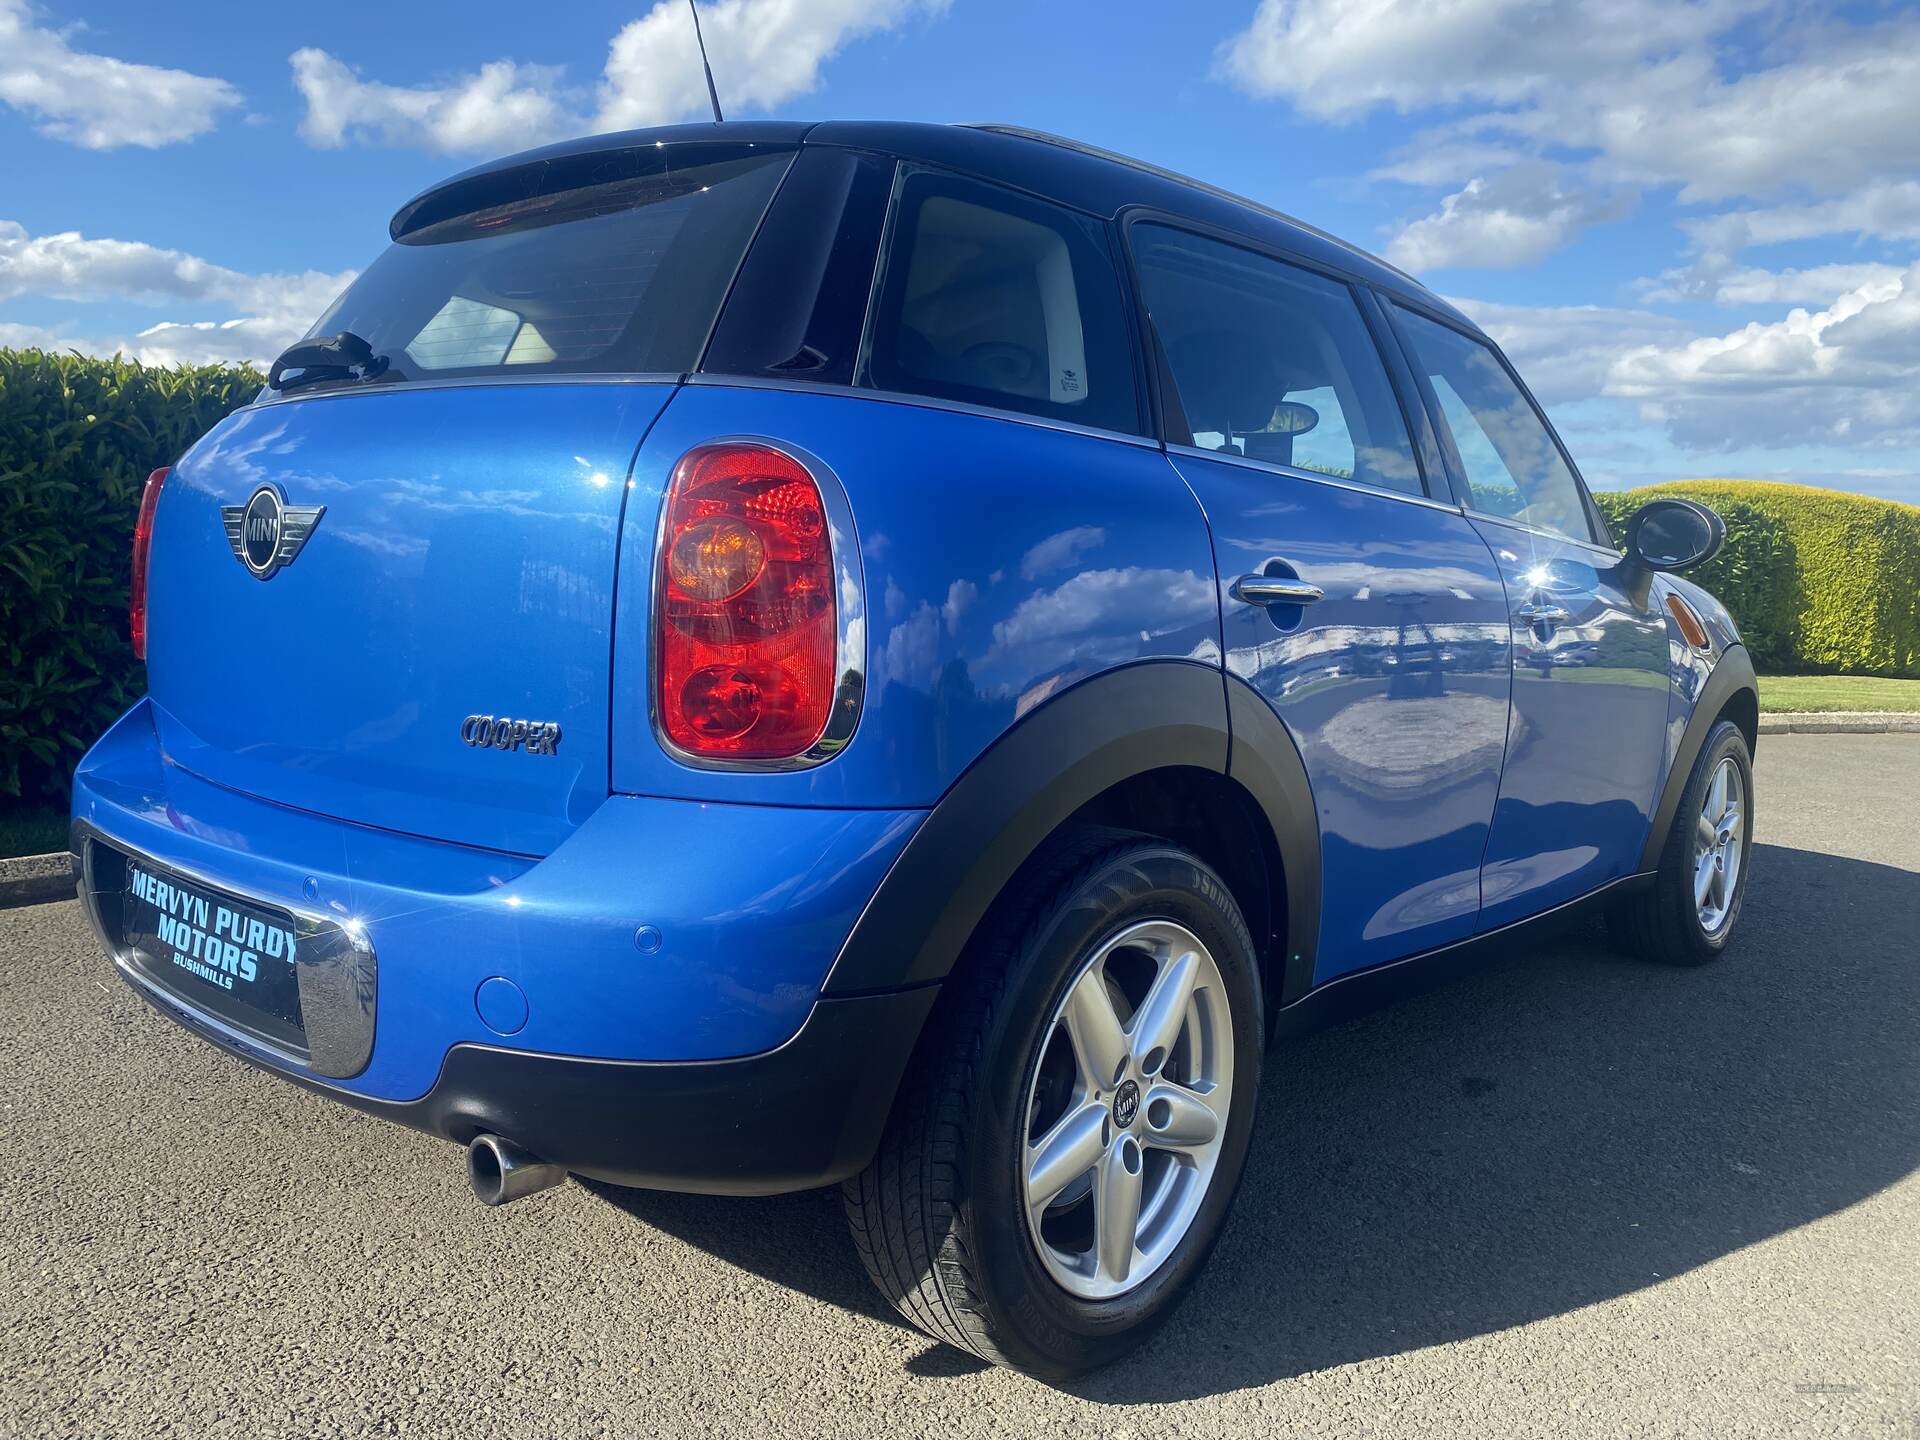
[466,1133,566,1207]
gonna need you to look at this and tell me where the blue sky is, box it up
[4,0,1919,502]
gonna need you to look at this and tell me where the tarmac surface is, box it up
[3,734,1916,1438]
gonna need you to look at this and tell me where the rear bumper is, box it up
[72,699,934,1192]
[120,959,937,1194]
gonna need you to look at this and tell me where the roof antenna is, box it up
[687,0,724,123]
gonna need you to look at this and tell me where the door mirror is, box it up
[1623,498,1725,572]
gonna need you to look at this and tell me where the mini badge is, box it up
[221,484,325,580]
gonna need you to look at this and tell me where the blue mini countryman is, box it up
[73,122,1757,1378]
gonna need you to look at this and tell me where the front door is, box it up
[1390,305,1670,927]
[1132,224,1512,979]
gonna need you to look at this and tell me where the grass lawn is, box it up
[0,807,68,859]
[1759,675,1920,713]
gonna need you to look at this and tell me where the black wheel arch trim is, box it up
[821,659,1323,998]
[1640,643,1758,872]
[1222,675,1323,1005]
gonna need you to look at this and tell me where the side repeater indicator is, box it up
[1665,592,1712,652]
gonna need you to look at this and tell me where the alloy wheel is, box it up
[1694,756,1745,936]
[1019,919,1234,1300]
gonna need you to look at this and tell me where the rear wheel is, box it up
[843,830,1264,1378]
[1609,718,1754,966]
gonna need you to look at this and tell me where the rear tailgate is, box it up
[147,383,671,855]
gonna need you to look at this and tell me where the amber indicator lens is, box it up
[669,516,766,602]
[1665,592,1711,651]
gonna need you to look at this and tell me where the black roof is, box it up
[389,120,1466,326]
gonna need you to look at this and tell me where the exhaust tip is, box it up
[466,1133,566,1207]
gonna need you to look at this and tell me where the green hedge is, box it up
[1594,480,1920,677]
[1,349,261,807]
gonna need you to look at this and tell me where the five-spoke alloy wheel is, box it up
[1609,716,1754,966]
[1022,920,1234,1299]
[845,830,1264,1378]
[1693,757,1745,937]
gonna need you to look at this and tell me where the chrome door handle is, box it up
[1515,603,1571,624]
[1231,576,1325,607]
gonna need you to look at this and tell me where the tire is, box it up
[1608,718,1754,966]
[842,828,1265,1378]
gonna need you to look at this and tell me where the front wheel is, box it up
[1609,717,1754,966]
[843,830,1264,1378]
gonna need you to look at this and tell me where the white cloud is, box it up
[1019,525,1106,580]
[0,0,240,148]
[0,315,295,369]
[0,220,353,367]
[1682,182,1920,261]
[1452,296,1692,405]
[1642,261,1908,309]
[1568,19,1920,204]
[1385,164,1633,272]
[1223,1,1920,205]
[0,221,349,316]
[598,0,947,131]
[291,0,949,155]
[1222,2,1920,272]
[291,50,573,155]
[1369,139,1528,189]
[991,567,1215,656]
[1217,0,1745,122]
[1459,268,1920,454]
[1576,267,1920,451]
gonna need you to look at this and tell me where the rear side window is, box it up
[1132,224,1425,497]
[862,170,1143,435]
[305,146,793,381]
[1393,307,1594,541]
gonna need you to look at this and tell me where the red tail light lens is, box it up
[656,444,838,760]
[129,467,168,661]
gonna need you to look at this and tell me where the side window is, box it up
[862,170,1142,434]
[1131,224,1424,497]
[1394,307,1593,541]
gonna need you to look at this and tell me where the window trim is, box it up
[684,372,1166,451]
[1114,207,1443,505]
[1381,295,1606,547]
[853,163,1152,438]
[1164,440,1468,516]
[696,146,900,387]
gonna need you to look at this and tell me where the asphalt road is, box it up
[4,734,1917,1439]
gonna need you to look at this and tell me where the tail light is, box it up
[655,442,850,763]
[130,467,168,661]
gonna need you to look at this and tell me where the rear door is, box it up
[1389,304,1669,926]
[1132,223,1512,979]
[146,142,794,856]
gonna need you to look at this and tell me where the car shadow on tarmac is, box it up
[589,842,1920,1400]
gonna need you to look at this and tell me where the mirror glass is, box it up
[1265,400,1320,435]
[1631,500,1719,570]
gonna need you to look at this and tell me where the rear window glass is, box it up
[302,147,793,383]
[861,170,1143,435]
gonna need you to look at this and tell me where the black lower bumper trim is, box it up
[129,976,940,1196]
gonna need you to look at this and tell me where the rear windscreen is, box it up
[303,146,793,383]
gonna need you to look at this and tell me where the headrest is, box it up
[1166,330,1304,435]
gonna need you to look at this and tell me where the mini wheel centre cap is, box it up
[1112,1079,1141,1130]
